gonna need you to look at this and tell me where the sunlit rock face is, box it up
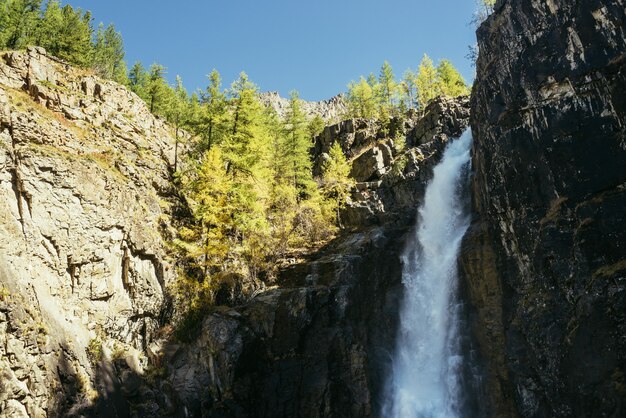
[463,0,626,416]
[0,47,177,417]
[0,45,474,417]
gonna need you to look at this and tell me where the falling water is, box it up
[382,130,472,418]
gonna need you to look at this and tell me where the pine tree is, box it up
[146,63,168,114]
[222,72,273,264]
[400,69,418,110]
[197,69,227,152]
[36,2,93,67]
[416,54,440,107]
[308,114,325,140]
[347,76,376,119]
[0,0,41,49]
[179,147,233,280]
[322,142,354,228]
[113,60,129,86]
[92,23,125,79]
[128,61,148,98]
[281,91,316,201]
[224,72,263,178]
[437,59,470,97]
[378,61,397,113]
[166,75,190,172]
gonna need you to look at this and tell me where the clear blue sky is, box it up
[67,0,478,101]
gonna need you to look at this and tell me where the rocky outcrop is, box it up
[133,96,471,417]
[463,0,626,416]
[0,46,475,417]
[311,97,470,228]
[0,47,177,416]
[259,91,347,122]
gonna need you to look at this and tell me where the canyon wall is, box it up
[0,46,472,417]
[0,47,178,417]
[464,0,626,416]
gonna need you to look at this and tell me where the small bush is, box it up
[86,338,103,363]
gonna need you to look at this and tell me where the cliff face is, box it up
[464,0,626,416]
[0,47,177,416]
[315,97,470,228]
[0,46,472,417]
[258,91,348,122]
[153,97,470,417]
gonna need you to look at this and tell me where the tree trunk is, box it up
[174,127,179,172]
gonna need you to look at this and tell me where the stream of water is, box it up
[382,130,472,417]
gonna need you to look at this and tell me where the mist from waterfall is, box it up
[382,130,472,418]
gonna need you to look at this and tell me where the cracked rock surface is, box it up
[0,47,177,417]
[463,0,626,416]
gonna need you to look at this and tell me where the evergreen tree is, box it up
[307,114,325,140]
[36,2,93,67]
[113,60,129,86]
[281,91,316,201]
[146,63,168,114]
[179,147,233,280]
[198,69,227,151]
[92,23,125,79]
[166,75,190,172]
[0,0,41,49]
[128,61,148,98]
[224,72,264,177]
[400,69,418,110]
[366,72,378,91]
[378,61,397,112]
[222,72,273,261]
[322,142,354,228]
[437,59,470,97]
[347,76,376,119]
[416,54,440,107]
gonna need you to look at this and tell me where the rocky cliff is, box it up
[0,46,472,417]
[258,91,347,122]
[464,0,626,416]
[0,47,178,417]
[138,97,470,417]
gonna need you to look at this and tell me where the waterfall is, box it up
[382,130,472,418]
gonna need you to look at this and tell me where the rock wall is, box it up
[139,97,471,417]
[313,97,470,228]
[258,91,347,122]
[0,46,474,417]
[464,0,626,416]
[0,47,177,416]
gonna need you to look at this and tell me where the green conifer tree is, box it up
[36,2,93,67]
[128,61,148,98]
[281,91,316,201]
[166,75,191,172]
[347,76,376,119]
[198,69,227,152]
[146,63,168,114]
[437,59,470,97]
[0,0,41,49]
[322,142,354,228]
[378,61,397,113]
[400,69,418,110]
[416,54,440,107]
[92,23,125,79]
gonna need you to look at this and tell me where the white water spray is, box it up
[382,130,472,418]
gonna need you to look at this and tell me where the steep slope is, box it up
[463,0,626,416]
[0,47,177,416]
